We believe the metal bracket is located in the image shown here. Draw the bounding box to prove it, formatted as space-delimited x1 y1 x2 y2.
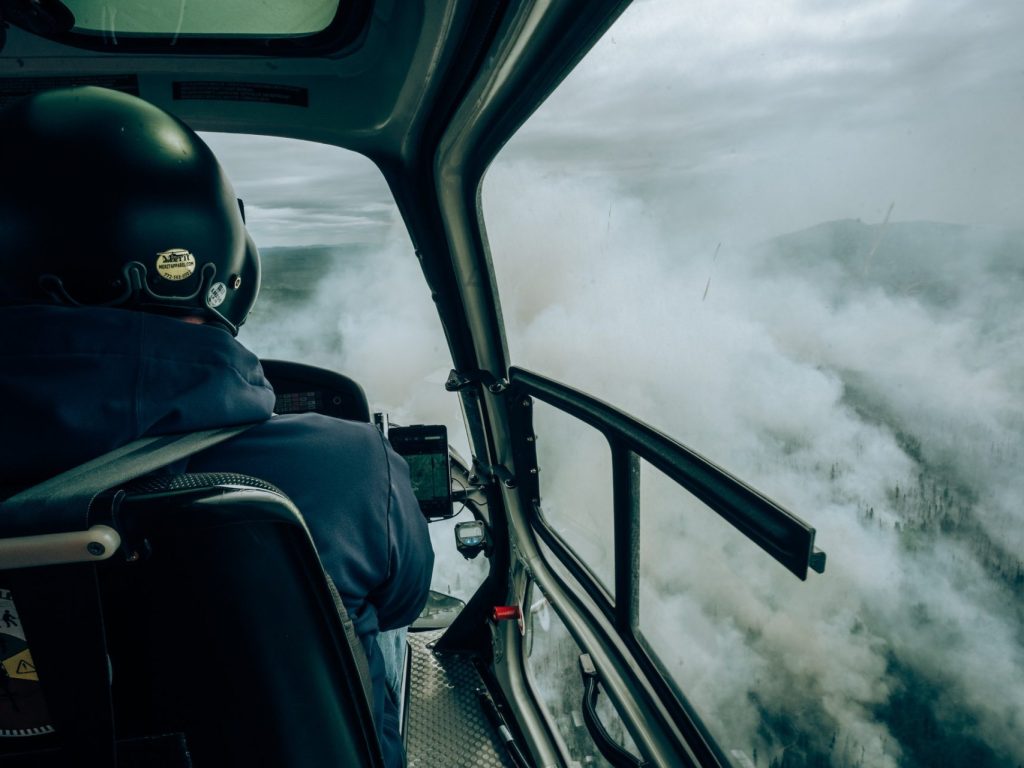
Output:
504 391 541 504
579 652 597 678
809 548 827 574
472 458 517 489
445 368 509 394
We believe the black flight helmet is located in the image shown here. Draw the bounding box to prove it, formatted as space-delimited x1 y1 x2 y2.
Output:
0 86 259 334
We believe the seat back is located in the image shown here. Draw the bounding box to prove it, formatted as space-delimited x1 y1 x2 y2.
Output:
260 359 371 422
0 473 381 767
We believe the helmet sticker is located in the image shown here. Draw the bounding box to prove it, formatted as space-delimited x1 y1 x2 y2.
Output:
155 249 196 281
206 281 227 308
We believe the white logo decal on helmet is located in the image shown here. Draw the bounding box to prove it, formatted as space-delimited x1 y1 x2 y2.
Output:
155 249 196 281
206 281 228 308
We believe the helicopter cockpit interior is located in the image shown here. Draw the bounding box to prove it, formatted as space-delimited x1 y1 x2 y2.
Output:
3 1 1020 767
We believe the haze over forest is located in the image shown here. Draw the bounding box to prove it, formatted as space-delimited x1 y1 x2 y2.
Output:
496 216 1024 768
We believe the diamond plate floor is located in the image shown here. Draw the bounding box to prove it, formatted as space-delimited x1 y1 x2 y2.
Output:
405 630 514 768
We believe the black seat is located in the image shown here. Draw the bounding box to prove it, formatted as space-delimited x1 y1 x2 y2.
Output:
0 472 381 767
260 359 371 423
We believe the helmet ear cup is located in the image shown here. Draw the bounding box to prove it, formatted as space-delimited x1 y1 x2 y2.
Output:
0 86 260 334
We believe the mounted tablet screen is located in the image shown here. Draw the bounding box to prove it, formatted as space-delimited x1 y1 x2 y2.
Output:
388 425 453 521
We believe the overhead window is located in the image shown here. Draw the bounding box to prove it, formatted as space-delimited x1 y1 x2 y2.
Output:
65 0 340 37
8 0 371 54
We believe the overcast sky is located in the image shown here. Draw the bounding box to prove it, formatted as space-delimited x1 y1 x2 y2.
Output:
207 0 1023 251
202 132 395 249
493 0 1024 243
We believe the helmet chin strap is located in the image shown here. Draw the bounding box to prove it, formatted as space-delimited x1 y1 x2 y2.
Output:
37 261 240 336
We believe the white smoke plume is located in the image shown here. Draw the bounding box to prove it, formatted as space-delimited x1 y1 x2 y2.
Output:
481 159 1023 765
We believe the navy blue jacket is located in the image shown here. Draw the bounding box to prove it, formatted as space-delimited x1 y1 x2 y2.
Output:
0 304 433 767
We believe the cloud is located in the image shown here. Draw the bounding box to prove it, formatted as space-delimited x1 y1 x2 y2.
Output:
503 0 1024 241
202 132 395 247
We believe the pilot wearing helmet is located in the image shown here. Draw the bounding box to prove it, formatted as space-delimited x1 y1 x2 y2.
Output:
0 86 432 767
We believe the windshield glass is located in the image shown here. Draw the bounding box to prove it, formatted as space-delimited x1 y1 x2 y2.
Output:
483 2 1022 766
206 134 482 600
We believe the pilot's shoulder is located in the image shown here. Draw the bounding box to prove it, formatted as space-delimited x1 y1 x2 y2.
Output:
251 412 387 464
197 413 393 501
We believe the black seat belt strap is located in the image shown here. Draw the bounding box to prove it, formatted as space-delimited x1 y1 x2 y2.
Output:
324 575 373 706
1 425 260 538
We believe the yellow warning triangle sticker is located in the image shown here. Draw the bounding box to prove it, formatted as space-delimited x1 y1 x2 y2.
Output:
3 649 39 682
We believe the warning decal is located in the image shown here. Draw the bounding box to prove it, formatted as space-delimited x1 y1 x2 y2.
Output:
0 589 54 738
206 281 227 308
172 81 309 107
4 650 38 682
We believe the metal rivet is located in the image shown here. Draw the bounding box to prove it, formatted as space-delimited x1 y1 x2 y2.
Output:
87 542 106 557
229 274 242 289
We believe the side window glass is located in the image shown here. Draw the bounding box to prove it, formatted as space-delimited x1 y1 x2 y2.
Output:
532 401 615 598
523 581 640 766
637 460 817 762
486 1 1023 765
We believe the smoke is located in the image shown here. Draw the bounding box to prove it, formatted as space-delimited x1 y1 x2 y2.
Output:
482 156 1023 764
